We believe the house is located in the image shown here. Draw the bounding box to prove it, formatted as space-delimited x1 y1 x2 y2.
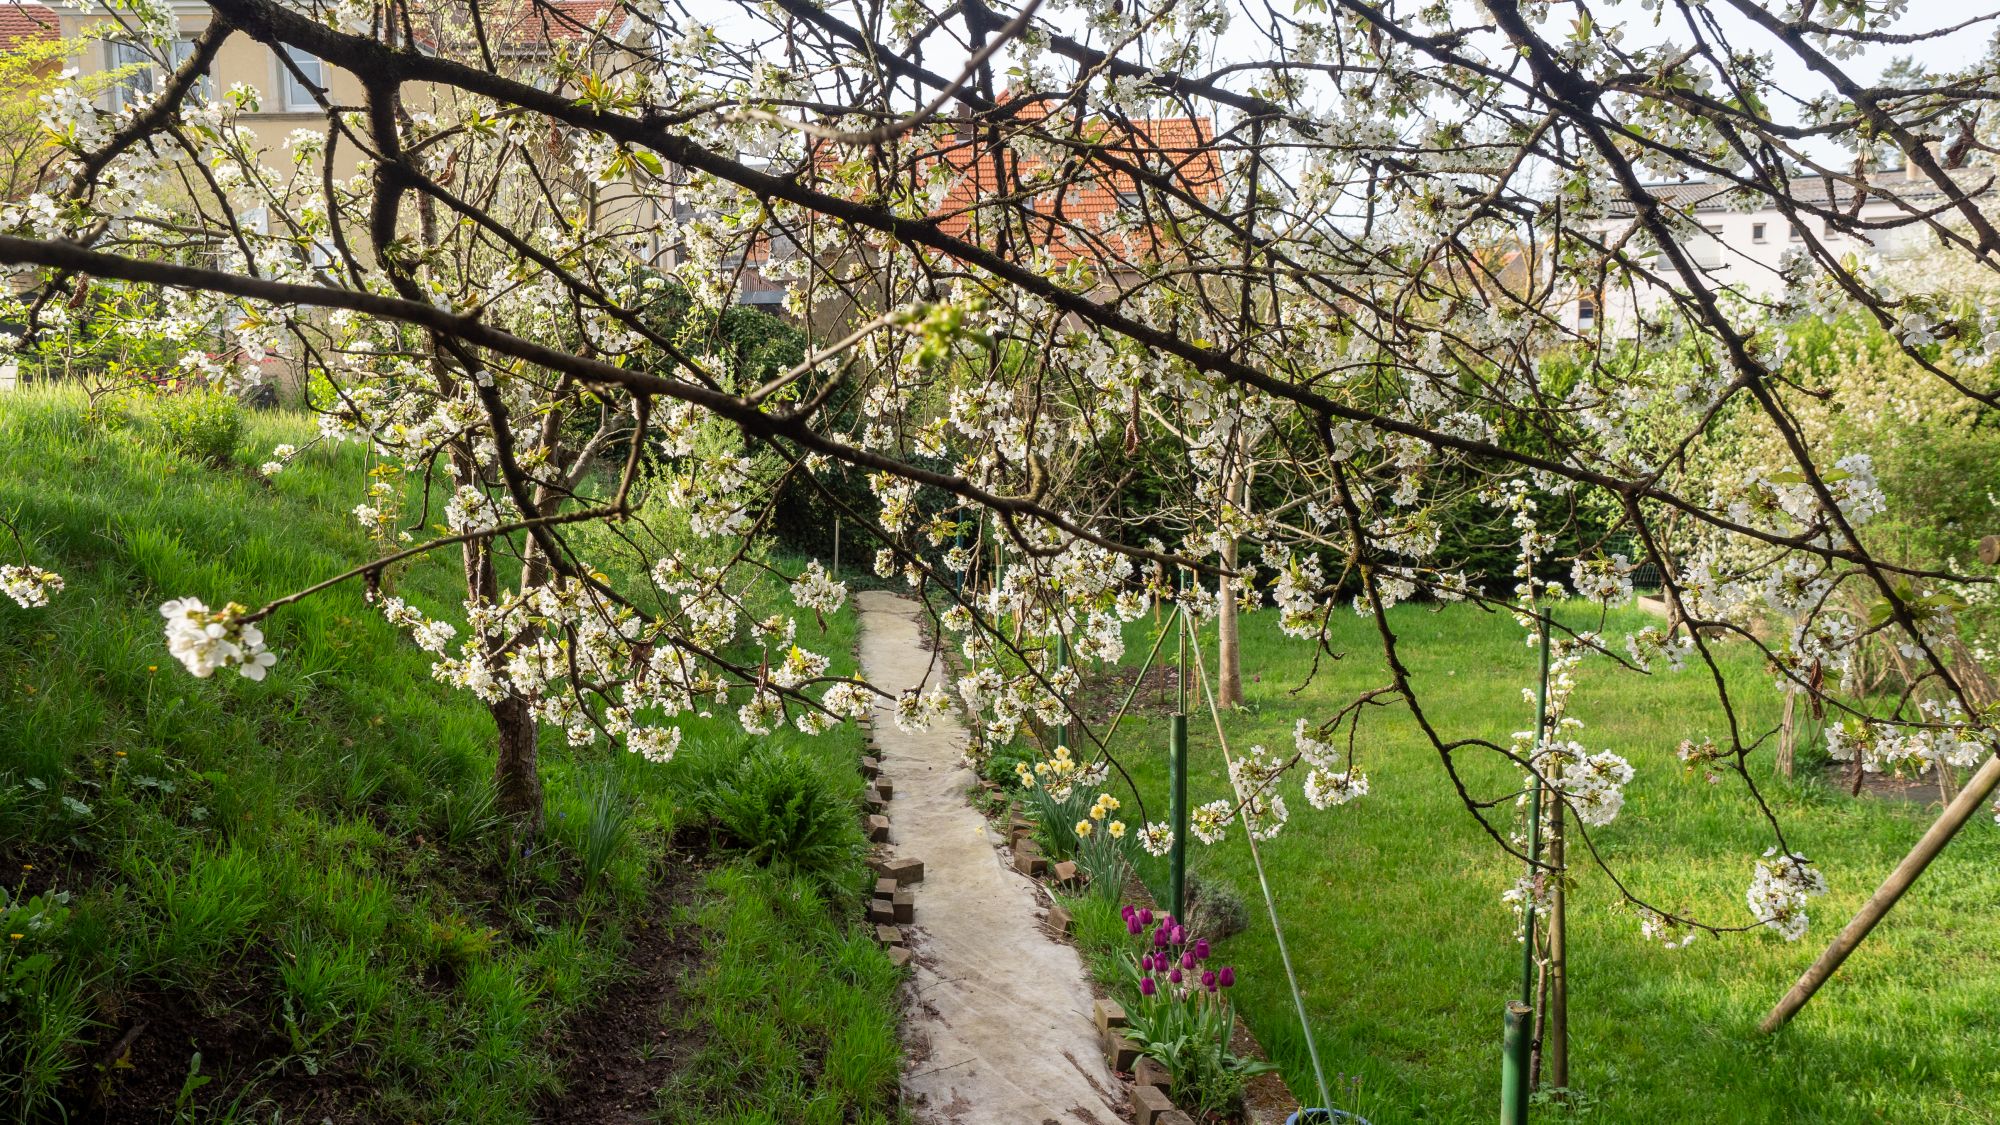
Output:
2 1 62 204
1574 166 1984 335
758 97 1226 326
49 0 629 182
1576 165 1984 332
914 101 1227 268
0 0 56 50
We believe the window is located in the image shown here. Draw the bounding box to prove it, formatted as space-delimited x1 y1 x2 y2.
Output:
107 38 215 110
1789 222 1806 242
278 45 326 111
1752 222 1767 243
107 38 209 111
106 40 153 112
1689 225 1724 270
1577 297 1597 328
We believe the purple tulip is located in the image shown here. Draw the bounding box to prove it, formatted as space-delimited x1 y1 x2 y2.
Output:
1194 939 1210 960
1218 966 1236 989
1122 904 1136 920
1169 968 1183 984
1170 925 1187 945
1139 976 1157 997
1143 952 1158 972
1126 916 1143 935
1201 969 1218 991
1181 950 1196 970
1139 908 1153 927
1153 927 1169 948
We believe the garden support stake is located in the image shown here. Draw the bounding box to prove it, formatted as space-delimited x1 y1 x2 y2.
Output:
1169 711 1188 922
1761 751 2000 1032
1501 1001 1532 1125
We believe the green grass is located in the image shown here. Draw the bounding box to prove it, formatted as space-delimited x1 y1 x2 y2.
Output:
1084 603 2000 1124
660 864 904 1125
0 387 902 1122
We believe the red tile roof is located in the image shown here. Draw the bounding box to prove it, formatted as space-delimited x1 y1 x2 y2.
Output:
0 1 57 49
489 0 619 47
815 95 1226 266
412 0 624 55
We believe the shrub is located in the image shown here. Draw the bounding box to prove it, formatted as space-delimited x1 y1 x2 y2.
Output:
706 744 865 890
1183 870 1249 942
980 743 1035 788
150 385 243 465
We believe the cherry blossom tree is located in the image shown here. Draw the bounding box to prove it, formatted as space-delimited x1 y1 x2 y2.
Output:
5 0 2000 960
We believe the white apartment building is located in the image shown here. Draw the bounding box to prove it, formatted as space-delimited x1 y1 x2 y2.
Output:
1577 166 1977 335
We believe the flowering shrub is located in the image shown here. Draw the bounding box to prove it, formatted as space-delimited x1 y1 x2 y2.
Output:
1118 904 1273 1119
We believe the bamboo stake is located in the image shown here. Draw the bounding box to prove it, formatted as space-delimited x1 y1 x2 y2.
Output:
1760 752 2000 1032
1777 691 1796 781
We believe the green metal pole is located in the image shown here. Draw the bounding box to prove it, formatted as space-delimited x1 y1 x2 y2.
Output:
1501 1001 1532 1125
1169 712 1188 921
1176 569 1189 715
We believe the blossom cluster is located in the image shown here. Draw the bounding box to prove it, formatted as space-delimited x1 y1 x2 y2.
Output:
159 598 277 681
1745 849 1830 942
1073 791 1126 840
0 565 63 609
1014 743 1108 802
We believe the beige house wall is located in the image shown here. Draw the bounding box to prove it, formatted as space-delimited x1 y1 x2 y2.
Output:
41 5 679 399
57 3 371 182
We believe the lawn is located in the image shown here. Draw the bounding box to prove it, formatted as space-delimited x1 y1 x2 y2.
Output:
1087 602 2000 1124
0 387 901 1123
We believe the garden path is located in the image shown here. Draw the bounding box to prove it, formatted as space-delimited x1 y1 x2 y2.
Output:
855 591 1126 1125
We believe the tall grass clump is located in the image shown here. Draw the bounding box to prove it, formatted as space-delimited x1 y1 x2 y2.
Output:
695 740 867 894
146 385 244 465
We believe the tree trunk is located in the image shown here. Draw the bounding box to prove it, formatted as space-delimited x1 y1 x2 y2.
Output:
461 519 543 843
490 692 543 842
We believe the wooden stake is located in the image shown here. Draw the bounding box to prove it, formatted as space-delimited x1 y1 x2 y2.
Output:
1777 691 1796 780
1761 752 2000 1032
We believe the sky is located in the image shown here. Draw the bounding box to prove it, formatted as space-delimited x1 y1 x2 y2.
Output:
707 0 1997 101
707 0 1998 168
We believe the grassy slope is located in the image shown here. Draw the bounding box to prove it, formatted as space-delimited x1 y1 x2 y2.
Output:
0 388 900 1123
1092 603 2000 1124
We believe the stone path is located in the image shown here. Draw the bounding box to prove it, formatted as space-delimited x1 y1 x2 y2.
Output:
854 591 1125 1125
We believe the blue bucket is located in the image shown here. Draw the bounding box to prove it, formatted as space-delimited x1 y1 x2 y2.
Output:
1285 1112 1368 1125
